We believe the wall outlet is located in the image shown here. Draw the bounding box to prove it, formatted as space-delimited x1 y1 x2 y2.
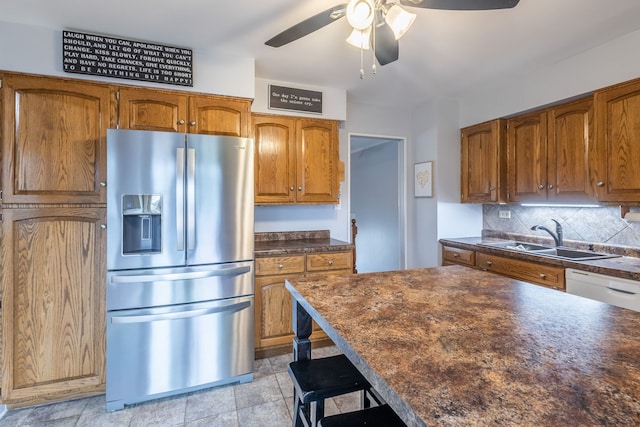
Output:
499 210 511 219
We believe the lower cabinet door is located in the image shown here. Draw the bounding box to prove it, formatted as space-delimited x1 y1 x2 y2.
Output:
0 208 106 406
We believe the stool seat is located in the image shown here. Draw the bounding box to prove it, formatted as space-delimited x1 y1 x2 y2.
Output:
289 354 372 427
289 354 370 403
318 404 407 427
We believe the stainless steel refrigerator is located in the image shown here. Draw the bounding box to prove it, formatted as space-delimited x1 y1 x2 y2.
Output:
105 129 254 412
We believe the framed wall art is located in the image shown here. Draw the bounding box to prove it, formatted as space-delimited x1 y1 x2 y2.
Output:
414 161 433 197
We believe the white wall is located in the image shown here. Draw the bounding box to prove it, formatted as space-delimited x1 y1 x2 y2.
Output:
0 20 255 98
409 99 482 268
460 28 640 126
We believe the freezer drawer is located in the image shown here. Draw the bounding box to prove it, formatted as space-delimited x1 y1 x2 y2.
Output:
107 261 254 311
106 295 254 411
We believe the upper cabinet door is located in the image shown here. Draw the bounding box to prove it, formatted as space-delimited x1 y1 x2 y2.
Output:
116 87 187 132
252 115 297 204
547 98 594 202
188 96 250 137
593 80 640 202
1 74 110 204
296 119 339 204
507 111 547 203
460 119 505 203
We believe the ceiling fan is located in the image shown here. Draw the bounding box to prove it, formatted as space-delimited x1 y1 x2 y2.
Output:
266 0 520 76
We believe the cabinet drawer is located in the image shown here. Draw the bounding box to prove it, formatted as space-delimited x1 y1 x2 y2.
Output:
306 252 353 272
476 253 565 290
442 246 475 267
255 255 305 276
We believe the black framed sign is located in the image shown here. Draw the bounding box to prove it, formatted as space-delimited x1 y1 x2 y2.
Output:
62 30 193 86
268 84 323 114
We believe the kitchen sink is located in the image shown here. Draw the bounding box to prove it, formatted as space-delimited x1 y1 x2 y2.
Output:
479 241 554 252
479 241 620 261
535 247 620 261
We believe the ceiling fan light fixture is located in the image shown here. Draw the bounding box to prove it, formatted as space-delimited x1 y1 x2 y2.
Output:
346 0 375 30
385 4 416 39
346 27 372 49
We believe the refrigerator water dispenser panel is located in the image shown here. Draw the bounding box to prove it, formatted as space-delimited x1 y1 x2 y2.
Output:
122 194 162 255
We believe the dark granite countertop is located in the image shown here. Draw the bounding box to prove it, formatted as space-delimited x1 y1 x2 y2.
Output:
440 236 640 281
286 266 640 427
255 230 353 257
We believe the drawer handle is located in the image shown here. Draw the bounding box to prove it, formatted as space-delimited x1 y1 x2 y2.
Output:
539 273 546 279
328 260 334 266
453 253 460 257
278 264 284 270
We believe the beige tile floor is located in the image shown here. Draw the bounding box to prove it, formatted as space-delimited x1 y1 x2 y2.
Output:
0 346 362 427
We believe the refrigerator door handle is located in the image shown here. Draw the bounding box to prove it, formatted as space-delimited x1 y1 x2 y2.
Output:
176 147 185 251
110 300 251 324
110 265 251 283
187 147 196 251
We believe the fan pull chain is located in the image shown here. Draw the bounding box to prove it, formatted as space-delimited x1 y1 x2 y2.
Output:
360 46 365 79
371 22 376 75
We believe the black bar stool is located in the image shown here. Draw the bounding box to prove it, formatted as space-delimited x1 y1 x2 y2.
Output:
318 404 407 427
288 354 372 427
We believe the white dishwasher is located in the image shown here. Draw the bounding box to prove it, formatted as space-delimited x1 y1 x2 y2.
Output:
566 268 640 312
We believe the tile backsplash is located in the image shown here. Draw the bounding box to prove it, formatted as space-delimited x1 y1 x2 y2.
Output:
483 205 640 249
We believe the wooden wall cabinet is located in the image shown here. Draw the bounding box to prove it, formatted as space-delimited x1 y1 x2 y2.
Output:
506 98 593 203
592 79 640 202
1 73 110 205
252 114 340 205
115 86 251 137
460 119 506 203
0 208 106 406
254 251 352 357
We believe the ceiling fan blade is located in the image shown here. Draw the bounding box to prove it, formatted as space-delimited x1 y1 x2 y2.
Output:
265 4 348 47
399 0 519 10
374 24 399 66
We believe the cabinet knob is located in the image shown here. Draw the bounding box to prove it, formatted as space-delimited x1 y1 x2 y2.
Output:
489 186 495 191
99 181 107 187
539 273 547 279
538 184 545 190
189 121 196 126
100 224 107 229
597 181 605 187
278 264 284 270
298 187 302 191
486 261 493 266
453 253 460 258
547 184 553 190
290 187 295 191
178 119 185 125
328 260 334 266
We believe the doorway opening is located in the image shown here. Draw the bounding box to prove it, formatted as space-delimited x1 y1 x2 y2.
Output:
349 134 406 273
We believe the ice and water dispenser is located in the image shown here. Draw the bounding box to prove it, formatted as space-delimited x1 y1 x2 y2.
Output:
122 195 162 255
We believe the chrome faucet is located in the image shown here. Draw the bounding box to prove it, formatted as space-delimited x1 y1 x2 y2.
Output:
531 219 563 247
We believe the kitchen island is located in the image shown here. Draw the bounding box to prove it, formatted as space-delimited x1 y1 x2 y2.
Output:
285 265 640 426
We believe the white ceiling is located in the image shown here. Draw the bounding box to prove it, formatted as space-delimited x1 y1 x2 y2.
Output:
3 0 640 107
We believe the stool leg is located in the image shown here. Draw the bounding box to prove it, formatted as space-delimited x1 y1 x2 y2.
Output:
313 399 325 427
292 389 305 427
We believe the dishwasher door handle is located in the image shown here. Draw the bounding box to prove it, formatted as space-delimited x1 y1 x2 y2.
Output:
111 300 251 324
110 265 251 283
607 287 636 296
